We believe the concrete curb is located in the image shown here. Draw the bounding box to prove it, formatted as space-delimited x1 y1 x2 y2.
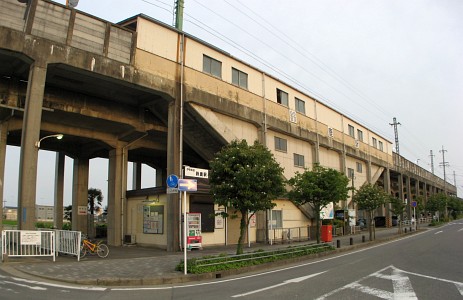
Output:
1 229 424 287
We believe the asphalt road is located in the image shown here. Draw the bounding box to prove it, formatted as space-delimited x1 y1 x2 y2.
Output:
1 222 462 299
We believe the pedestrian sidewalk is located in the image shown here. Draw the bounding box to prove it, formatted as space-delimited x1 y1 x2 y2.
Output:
0 225 425 287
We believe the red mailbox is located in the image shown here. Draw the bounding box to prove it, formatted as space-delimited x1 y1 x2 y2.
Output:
321 225 332 242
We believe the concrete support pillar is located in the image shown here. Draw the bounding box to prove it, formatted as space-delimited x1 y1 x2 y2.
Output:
18 63 47 230
0 123 7 232
312 142 320 165
72 157 89 233
167 98 181 252
367 161 372 183
132 162 142 190
383 168 392 226
107 147 125 246
53 152 65 229
406 176 412 218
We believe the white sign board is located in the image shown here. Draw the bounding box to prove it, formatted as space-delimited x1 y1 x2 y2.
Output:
348 209 356 226
184 166 209 179
78 206 87 215
320 202 334 220
21 231 41 246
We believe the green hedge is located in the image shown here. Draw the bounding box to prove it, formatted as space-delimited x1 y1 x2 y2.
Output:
176 244 334 274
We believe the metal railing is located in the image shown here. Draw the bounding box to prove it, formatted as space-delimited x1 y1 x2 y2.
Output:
263 226 315 244
2 230 55 262
3 229 82 262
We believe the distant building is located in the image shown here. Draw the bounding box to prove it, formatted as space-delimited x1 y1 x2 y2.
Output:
3 205 55 222
36 205 54 222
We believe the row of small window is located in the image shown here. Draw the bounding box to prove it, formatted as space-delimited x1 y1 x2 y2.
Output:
348 125 383 151
275 137 305 167
276 136 364 173
203 55 248 89
203 55 307 114
348 162 363 178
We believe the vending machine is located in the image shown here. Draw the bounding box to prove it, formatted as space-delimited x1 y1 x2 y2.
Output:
186 213 202 250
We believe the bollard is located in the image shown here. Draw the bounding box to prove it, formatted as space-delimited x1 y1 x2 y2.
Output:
337 239 341 248
404 228 407 233
362 235 365 243
350 237 353 245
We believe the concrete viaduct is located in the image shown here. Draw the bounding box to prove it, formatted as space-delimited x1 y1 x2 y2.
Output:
0 0 455 251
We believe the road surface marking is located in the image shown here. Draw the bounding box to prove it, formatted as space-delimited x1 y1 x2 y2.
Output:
11 277 106 291
3 280 47 290
231 271 326 297
435 231 443 234
391 267 417 299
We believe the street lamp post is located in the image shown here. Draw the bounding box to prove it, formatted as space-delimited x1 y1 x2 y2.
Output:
35 134 63 148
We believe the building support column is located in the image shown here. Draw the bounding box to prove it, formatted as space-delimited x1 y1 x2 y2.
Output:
72 157 89 233
166 97 181 252
0 123 7 232
383 168 392 226
108 147 124 246
53 152 65 229
405 176 412 219
18 63 47 230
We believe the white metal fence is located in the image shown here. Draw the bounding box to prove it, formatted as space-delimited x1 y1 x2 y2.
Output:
2 229 82 262
2 230 55 262
54 229 82 261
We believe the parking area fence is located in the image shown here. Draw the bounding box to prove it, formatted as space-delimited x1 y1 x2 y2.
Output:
2 230 55 262
2 229 82 262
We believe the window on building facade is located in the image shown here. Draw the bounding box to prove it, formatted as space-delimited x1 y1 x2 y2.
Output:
357 129 363 142
295 97 305 114
379 141 383 151
348 125 355 138
356 162 362 173
203 55 222 78
274 136 287 152
294 153 305 167
372 137 377 148
270 210 283 228
276 89 288 106
348 168 355 179
232 67 248 89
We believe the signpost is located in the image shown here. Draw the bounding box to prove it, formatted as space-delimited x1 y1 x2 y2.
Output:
179 178 197 274
166 174 179 194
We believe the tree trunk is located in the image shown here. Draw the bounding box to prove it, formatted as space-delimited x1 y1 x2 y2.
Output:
236 210 247 255
315 211 321 244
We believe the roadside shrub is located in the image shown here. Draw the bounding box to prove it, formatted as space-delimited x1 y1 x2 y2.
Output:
176 244 335 274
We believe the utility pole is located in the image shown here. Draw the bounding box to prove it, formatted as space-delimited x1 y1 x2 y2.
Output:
174 0 184 31
439 146 449 219
439 146 449 193
429 150 435 174
389 117 401 155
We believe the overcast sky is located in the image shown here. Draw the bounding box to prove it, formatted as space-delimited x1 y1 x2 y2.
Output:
4 0 462 207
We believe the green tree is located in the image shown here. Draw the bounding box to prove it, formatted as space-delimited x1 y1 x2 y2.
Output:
448 196 463 220
426 193 447 221
88 188 103 216
353 184 387 241
64 205 72 222
388 195 405 233
209 140 285 255
287 164 350 244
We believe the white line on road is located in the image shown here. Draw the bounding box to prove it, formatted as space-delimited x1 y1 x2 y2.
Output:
458 228 463 232
113 230 431 291
11 277 107 291
231 271 326 298
435 231 443 234
4 280 47 290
